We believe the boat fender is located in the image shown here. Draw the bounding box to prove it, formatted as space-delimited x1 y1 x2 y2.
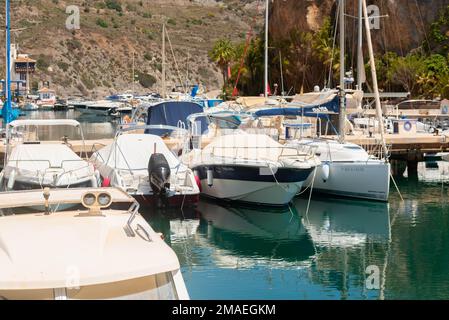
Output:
207 168 214 187
0 172 3 187
194 175 202 192
322 163 330 183
7 170 16 190
90 176 98 188
102 177 111 187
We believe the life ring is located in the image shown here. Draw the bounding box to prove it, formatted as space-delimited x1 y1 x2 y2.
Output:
404 121 412 132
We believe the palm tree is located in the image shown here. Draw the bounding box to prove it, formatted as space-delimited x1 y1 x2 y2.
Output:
210 38 235 85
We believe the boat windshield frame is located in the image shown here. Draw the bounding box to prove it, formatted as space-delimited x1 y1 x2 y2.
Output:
4 120 87 167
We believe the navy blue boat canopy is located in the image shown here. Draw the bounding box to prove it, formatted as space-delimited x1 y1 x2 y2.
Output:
254 95 340 119
145 101 208 136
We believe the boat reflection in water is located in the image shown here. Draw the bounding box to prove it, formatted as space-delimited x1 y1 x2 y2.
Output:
295 196 391 248
141 197 391 299
196 200 315 268
295 196 391 299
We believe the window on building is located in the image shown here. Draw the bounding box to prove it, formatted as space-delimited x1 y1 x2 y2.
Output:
20 73 26 81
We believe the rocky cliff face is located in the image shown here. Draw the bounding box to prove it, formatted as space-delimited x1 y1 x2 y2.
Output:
271 0 449 54
269 0 449 91
2 0 261 98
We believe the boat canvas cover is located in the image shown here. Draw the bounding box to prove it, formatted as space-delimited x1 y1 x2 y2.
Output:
94 134 186 173
146 101 207 136
254 95 340 119
3 144 94 186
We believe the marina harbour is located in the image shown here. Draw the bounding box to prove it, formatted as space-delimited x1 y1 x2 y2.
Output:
3 0 449 303
3 111 449 300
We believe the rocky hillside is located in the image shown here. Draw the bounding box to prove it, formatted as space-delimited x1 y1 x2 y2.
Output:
2 0 262 98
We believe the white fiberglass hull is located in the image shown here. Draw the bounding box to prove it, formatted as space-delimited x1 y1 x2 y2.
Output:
307 161 391 202
194 165 314 206
199 179 305 206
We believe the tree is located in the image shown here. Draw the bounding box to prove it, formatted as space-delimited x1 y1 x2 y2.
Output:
210 39 235 86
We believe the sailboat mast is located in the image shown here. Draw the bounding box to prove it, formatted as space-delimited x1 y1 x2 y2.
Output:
5 0 12 115
339 0 346 143
357 0 363 90
362 0 388 158
162 23 166 99
264 0 269 98
132 50 135 94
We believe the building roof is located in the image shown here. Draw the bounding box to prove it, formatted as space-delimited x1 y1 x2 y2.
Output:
38 87 56 93
14 56 36 63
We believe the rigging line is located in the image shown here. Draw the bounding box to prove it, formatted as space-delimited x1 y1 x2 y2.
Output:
327 0 340 88
350 1 356 73
379 0 390 91
165 27 187 93
414 0 431 51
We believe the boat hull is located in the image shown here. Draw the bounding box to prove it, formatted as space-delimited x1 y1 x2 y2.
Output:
194 165 314 206
74 105 115 115
133 194 199 208
306 161 391 202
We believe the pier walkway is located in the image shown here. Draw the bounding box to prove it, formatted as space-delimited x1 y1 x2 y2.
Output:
1 133 447 174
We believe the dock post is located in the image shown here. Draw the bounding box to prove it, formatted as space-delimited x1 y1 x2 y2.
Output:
407 160 419 177
391 159 407 177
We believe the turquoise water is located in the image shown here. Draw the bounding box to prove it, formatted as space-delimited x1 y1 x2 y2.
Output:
11 111 449 300
142 170 449 300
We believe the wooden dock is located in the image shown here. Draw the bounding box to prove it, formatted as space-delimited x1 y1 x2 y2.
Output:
1 133 448 173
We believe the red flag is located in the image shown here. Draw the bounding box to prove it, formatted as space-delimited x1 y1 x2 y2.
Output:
266 84 271 96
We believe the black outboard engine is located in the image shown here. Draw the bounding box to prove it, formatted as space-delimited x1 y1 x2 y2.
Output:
148 153 171 207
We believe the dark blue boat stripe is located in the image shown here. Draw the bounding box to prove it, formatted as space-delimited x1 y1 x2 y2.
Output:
194 165 313 183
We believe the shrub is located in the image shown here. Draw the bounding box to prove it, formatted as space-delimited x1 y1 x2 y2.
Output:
105 0 122 12
96 18 108 28
137 71 157 88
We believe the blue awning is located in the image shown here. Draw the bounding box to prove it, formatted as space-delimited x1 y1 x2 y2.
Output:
146 101 208 136
254 96 340 119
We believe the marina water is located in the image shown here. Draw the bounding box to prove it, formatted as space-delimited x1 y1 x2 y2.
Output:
16 110 449 300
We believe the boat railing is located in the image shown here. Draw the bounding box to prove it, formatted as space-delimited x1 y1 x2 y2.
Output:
203 145 317 165
124 201 142 238
361 140 392 161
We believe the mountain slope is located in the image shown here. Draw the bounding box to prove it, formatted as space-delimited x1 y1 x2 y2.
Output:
3 0 261 98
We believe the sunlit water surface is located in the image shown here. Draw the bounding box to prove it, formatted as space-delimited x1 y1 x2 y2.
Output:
7 111 449 300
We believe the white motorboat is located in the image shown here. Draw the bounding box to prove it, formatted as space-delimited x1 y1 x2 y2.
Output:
184 129 320 207
287 139 391 202
21 102 39 111
0 187 189 300
0 120 98 190
91 125 200 207
249 99 391 202
76 100 124 116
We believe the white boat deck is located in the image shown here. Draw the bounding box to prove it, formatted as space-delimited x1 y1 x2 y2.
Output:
0 188 133 209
